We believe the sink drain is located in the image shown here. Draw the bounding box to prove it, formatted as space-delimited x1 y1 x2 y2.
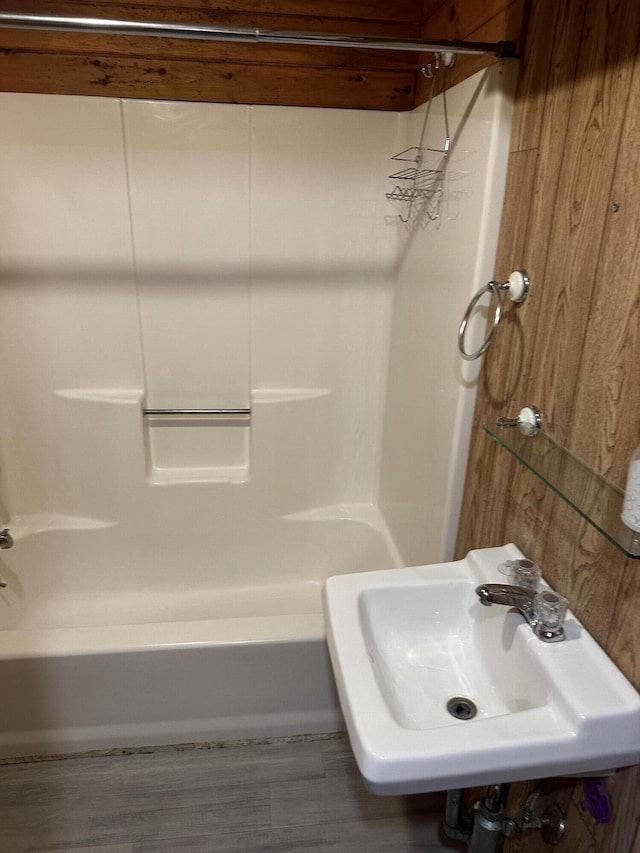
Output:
446 697 477 720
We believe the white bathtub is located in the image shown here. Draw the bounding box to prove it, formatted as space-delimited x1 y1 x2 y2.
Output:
0 512 400 759
0 617 342 760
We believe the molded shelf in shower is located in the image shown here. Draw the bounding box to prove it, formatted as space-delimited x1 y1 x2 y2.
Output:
484 423 640 559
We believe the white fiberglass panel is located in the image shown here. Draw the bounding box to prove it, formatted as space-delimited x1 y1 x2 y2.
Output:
0 93 143 517
250 106 398 505
379 64 518 564
0 71 516 631
122 101 251 413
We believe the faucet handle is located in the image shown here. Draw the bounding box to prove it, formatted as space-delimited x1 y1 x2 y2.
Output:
512 559 541 591
534 590 568 642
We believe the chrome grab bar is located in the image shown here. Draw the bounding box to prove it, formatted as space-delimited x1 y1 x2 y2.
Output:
143 408 251 426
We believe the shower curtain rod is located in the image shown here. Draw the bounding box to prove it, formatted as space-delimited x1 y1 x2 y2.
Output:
0 13 517 58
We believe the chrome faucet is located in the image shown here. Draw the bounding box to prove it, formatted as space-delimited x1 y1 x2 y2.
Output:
476 583 535 621
0 528 11 588
476 583 567 642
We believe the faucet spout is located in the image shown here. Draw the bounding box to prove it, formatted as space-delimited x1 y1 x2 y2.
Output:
475 583 536 625
475 582 567 642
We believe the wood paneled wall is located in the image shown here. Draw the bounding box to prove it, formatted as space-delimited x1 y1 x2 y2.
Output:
0 0 523 109
456 0 640 849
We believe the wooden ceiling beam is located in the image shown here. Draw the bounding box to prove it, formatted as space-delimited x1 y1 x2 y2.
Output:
0 1 525 109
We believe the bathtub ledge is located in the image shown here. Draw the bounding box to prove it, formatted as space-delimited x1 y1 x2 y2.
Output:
0 612 326 658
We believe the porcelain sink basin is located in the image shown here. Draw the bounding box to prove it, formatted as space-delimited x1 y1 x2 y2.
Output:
323 544 640 794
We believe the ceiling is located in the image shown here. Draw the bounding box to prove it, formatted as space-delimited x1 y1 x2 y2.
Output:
0 1 526 109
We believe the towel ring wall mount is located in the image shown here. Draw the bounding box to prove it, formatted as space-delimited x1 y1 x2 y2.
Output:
458 269 530 361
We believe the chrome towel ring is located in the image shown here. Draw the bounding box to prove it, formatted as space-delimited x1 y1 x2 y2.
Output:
458 269 529 360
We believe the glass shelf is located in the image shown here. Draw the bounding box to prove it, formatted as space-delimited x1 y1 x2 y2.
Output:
484 423 640 559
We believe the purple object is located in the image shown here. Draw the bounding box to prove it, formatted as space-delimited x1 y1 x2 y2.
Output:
583 779 612 824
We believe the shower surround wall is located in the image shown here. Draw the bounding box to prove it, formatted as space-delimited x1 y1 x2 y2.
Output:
0 65 515 756
0 96 398 629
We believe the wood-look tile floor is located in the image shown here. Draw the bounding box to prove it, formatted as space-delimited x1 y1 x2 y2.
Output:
0 734 465 852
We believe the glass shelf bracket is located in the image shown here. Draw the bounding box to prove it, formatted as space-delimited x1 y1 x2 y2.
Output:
484 422 640 559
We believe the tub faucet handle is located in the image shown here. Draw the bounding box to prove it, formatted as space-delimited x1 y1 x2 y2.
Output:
0 528 13 549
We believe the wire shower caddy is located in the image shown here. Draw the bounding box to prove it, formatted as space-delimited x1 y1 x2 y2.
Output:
386 52 453 224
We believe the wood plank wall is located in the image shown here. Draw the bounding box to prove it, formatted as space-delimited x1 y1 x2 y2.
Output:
456 0 640 849
0 0 523 109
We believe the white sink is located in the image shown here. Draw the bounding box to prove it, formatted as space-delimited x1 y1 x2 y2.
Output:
323 544 640 794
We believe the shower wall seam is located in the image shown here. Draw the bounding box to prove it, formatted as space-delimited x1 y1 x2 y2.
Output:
371 107 406 513
118 98 149 407
248 105 254 433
